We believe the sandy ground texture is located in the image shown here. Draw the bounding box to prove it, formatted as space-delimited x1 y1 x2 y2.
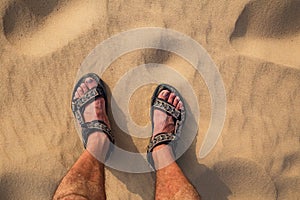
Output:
0 0 300 199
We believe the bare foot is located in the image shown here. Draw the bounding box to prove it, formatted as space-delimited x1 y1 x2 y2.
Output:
151 89 183 168
73 77 110 159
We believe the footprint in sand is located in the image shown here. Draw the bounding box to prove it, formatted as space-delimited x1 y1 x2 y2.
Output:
2 0 106 56
213 158 276 200
230 0 300 68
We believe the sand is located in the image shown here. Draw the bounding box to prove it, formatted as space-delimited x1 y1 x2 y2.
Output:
0 0 299 199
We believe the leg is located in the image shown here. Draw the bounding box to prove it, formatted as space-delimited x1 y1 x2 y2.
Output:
53 77 111 200
152 90 201 200
153 146 200 200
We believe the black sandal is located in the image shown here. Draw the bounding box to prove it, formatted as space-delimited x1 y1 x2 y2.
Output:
147 84 186 169
71 73 114 153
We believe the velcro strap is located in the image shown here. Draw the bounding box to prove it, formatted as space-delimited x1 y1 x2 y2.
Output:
82 120 114 148
147 132 177 153
153 98 181 120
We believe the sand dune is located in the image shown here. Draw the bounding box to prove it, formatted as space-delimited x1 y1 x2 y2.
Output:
231 0 300 68
0 0 299 200
3 0 106 56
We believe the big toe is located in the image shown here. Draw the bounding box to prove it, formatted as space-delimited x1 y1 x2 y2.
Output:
157 89 170 100
85 77 98 89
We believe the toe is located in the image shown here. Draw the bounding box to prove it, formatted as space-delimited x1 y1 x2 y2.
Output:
173 96 180 107
77 87 84 97
74 91 79 99
167 93 176 104
158 89 170 100
80 83 88 93
85 77 98 89
176 101 183 110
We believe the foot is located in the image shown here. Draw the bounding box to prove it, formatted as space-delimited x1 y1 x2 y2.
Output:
73 77 110 158
152 90 183 141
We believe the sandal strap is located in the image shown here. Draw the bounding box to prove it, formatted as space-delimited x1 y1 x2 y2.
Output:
81 120 114 148
147 132 177 153
74 88 100 109
72 87 105 125
152 98 181 120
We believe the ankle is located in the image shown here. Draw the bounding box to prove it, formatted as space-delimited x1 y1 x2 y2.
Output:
152 145 175 169
86 132 110 161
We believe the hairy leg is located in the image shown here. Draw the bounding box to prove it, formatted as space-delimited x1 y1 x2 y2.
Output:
152 90 201 200
153 146 200 200
53 77 110 200
53 145 106 200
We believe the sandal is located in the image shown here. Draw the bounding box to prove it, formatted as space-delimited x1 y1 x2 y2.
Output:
71 73 114 151
147 84 186 168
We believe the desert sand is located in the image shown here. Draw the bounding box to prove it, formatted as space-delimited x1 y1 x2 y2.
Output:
0 0 299 199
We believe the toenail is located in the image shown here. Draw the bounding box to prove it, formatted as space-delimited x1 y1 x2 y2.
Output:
179 102 183 108
168 94 173 100
86 78 93 83
163 91 169 97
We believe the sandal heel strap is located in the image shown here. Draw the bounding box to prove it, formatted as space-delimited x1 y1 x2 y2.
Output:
81 120 114 148
146 132 177 170
147 132 177 153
